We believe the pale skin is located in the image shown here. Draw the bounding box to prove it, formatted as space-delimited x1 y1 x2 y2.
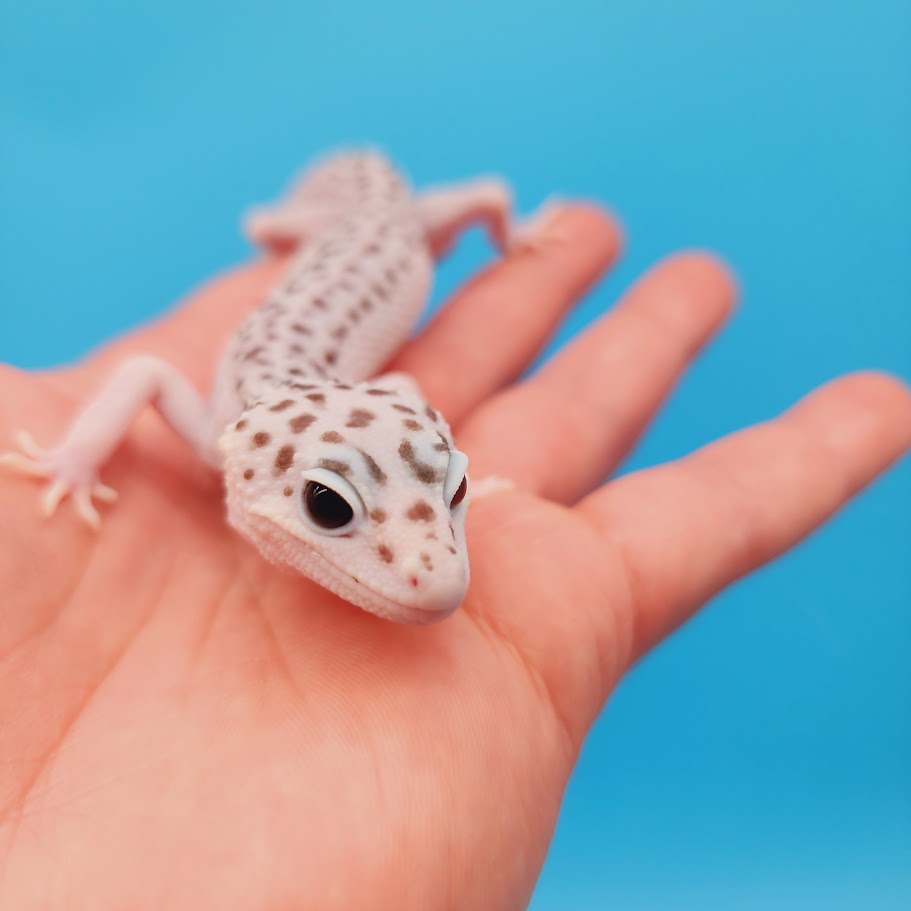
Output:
0 205 909 910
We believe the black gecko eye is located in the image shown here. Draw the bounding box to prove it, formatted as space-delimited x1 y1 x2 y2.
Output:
303 482 354 529
449 475 467 509
298 467 366 536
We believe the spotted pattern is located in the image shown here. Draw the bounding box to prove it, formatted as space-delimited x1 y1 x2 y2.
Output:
398 439 439 485
359 450 387 484
252 432 271 447
346 409 375 428
319 459 351 476
321 431 344 443
289 414 316 433
406 500 435 522
274 445 295 473
377 544 394 564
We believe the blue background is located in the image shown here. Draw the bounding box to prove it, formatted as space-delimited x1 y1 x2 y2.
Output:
2 1 909 906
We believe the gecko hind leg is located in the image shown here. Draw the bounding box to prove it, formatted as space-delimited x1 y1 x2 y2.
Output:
415 179 565 259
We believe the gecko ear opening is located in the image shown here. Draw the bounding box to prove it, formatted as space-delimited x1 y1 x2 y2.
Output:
298 468 366 536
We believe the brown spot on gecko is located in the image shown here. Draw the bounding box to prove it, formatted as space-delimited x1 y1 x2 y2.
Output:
420 553 433 571
291 323 311 334
243 468 254 480
283 486 293 496
399 440 439 484
366 388 393 396
447 546 457 555
331 325 349 341
321 431 344 443
406 500 435 522
319 459 351 476
402 419 423 432
370 508 387 524
252 432 271 447
274 445 295 473
426 531 438 541
268 400 294 412
372 283 388 301
346 409 375 428
235 419 248 431
377 544 394 564
306 393 326 405
289 343 304 355
243 346 264 362
366 243 381 254
425 405 439 423
312 297 328 310
358 450 387 485
289 414 316 433
392 404 416 415
433 441 449 453
360 297 373 312
324 350 337 366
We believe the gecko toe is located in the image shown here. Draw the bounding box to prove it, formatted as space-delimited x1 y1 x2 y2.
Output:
93 483 119 504
0 451 49 478
40 479 70 518
15 429 51 459
74 488 102 530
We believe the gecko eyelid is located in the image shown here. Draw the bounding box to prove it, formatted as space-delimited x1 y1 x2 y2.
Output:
299 467 366 536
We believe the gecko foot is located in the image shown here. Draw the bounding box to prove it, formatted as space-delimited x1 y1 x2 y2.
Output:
0 430 118 530
507 197 570 255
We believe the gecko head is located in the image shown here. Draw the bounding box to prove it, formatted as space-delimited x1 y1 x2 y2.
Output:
218 384 470 624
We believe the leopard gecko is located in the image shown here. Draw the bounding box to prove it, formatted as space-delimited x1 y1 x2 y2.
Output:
1 151 527 624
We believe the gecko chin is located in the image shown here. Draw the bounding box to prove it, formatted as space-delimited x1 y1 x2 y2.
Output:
235 507 467 625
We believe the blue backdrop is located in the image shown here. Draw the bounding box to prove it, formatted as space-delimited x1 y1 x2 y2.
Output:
2 1 909 907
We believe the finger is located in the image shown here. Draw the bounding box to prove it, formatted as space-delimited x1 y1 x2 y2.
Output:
577 372 911 663
461 253 735 502
389 203 622 423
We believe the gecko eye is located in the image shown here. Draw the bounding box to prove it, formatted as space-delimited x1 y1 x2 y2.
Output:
449 475 467 509
443 450 469 512
298 468 365 536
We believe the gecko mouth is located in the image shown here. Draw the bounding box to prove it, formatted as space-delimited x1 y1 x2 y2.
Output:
244 508 461 624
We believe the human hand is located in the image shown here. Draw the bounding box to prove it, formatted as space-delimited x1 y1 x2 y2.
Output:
1 206 909 910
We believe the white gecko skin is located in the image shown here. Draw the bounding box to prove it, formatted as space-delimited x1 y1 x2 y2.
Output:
1 150 527 624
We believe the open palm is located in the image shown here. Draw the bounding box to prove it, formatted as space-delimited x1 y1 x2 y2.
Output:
1 206 909 910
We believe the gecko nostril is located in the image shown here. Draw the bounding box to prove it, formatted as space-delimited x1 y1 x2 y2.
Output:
410 576 419 588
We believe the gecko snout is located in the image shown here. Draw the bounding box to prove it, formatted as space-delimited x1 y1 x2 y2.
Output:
397 552 466 616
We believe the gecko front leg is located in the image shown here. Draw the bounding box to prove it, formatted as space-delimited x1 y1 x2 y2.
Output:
0 355 215 528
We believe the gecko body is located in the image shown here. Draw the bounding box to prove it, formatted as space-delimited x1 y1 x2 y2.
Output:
2 151 521 623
